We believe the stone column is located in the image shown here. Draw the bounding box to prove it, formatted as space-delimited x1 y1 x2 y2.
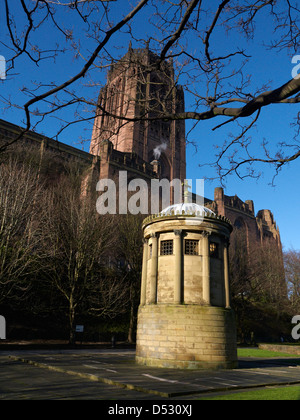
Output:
140 239 148 306
149 233 158 304
202 232 211 305
174 230 183 304
224 241 231 308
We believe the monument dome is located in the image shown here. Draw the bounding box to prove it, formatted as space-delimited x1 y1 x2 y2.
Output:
160 202 215 217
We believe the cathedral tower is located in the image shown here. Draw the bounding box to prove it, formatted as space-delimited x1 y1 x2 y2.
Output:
90 45 186 183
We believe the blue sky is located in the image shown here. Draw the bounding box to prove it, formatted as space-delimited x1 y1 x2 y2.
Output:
0 0 299 251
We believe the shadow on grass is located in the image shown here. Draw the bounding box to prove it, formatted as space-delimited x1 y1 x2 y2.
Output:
238 357 300 369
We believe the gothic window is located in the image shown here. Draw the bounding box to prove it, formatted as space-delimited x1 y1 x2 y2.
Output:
160 240 173 256
185 240 199 256
234 218 245 230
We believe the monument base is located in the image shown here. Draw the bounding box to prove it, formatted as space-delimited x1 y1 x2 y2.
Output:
135 304 238 370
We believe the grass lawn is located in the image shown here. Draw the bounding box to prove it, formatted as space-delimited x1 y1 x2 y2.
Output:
237 347 299 358
200 386 300 400
199 347 300 400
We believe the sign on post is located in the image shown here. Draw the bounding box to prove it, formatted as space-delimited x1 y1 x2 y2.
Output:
75 325 84 333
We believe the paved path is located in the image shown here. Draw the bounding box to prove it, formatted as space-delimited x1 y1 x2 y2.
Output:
0 353 157 400
1 349 300 400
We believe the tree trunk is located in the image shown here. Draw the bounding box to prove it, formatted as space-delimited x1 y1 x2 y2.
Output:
127 282 137 344
127 300 135 344
69 305 76 346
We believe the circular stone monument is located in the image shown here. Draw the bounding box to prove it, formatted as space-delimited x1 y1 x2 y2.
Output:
135 203 238 370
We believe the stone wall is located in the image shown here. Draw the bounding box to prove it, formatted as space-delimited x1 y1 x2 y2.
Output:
258 344 300 355
136 304 238 369
205 187 282 247
0 119 93 167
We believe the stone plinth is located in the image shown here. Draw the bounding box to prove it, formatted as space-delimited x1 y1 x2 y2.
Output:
136 305 237 370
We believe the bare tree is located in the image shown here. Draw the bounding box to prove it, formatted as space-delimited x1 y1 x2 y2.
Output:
116 214 144 343
2 1 300 180
249 238 287 318
284 249 300 314
42 174 121 344
86 271 130 326
230 226 288 340
0 159 45 303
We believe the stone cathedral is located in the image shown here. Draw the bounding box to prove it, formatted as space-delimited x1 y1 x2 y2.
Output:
0 46 282 246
